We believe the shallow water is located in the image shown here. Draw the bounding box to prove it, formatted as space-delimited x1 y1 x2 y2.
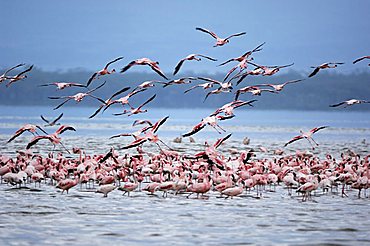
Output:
1 106 370 245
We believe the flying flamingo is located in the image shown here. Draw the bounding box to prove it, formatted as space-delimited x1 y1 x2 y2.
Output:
120 58 168 80
7 124 48 143
248 61 294 76
197 77 233 102
235 86 277 100
195 27 246 47
102 88 146 114
88 86 131 118
182 115 234 137
39 82 86 90
26 125 76 153
0 63 25 83
173 54 217 75
5 65 34 87
48 82 106 110
113 94 156 116
119 116 170 150
258 79 304 92
183 81 214 94
211 100 257 116
329 99 370 108
40 113 64 127
233 67 265 85
86 57 124 87
160 77 197 88
132 80 162 91
284 126 329 149
308 62 344 77
218 42 266 81
352 56 370 65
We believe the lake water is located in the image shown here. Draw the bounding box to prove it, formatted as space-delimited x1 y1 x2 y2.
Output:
0 105 370 245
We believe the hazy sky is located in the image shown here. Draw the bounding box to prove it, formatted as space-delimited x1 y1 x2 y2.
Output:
1 0 370 75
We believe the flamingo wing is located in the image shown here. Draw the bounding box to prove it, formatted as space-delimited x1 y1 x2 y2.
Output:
53 98 72 110
182 123 206 137
151 116 169 133
17 65 33 76
149 64 168 80
310 126 328 134
308 67 320 77
197 54 217 61
26 136 51 149
56 125 76 135
213 133 232 149
40 115 50 124
51 113 64 125
86 72 97 87
138 94 156 109
196 27 218 39
284 135 304 147
120 60 137 73
3 63 25 75
104 56 124 69
329 101 346 107
120 138 148 150
7 128 27 143
173 59 186 75
353 56 370 64
225 32 246 40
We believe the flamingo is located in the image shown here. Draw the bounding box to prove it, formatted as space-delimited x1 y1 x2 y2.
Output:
352 55 370 65
248 61 294 76
218 42 265 67
235 86 277 100
182 115 234 137
195 27 246 47
119 181 138 196
102 88 146 114
5 65 34 87
329 99 370 108
40 113 64 127
96 184 117 197
0 63 25 83
183 81 215 94
258 79 304 92
56 177 79 194
88 86 131 118
211 100 257 116
7 124 47 143
233 67 265 85
120 58 168 80
173 54 217 75
308 62 344 77
160 77 197 88
197 77 233 102
113 94 156 116
284 126 329 149
86 57 124 87
48 82 106 110
26 125 76 153
39 82 86 90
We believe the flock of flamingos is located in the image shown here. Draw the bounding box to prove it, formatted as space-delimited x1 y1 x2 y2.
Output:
0 27 369 201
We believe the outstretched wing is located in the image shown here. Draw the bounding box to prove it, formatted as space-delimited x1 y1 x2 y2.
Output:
3 63 25 75
182 123 206 137
26 136 51 149
120 60 137 73
184 85 199 94
308 67 320 77
225 32 246 40
56 125 76 135
310 126 328 134
196 27 218 39
329 101 346 107
86 72 97 87
7 128 27 143
109 133 133 139
213 133 232 149
218 58 235 67
173 59 186 76
138 94 156 109
17 65 33 76
104 56 124 69
197 54 217 61
151 116 169 133
353 56 370 64
284 135 304 147
40 115 50 124
51 113 64 125
53 98 72 110
89 104 104 119
120 138 148 150
150 65 168 80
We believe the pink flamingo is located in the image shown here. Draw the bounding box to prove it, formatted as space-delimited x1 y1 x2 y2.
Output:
86 57 124 87
284 126 329 149
39 82 86 90
120 58 168 80
308 62 344 77
329 99 370 108
5 65 33 87
7 124 47 143
173 54 217 75
48 82 106 110
0 63 25 83
113 94 156 116
196 27 246 47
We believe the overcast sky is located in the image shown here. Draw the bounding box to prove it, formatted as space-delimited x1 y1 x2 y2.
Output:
1 0 370 75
